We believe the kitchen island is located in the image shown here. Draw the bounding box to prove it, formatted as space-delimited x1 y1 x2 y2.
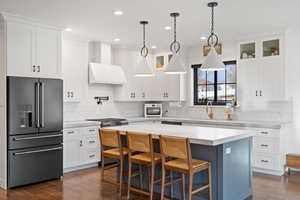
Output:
106 123 254 200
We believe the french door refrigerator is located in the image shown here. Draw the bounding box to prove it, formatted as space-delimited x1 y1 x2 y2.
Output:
7 76 63 188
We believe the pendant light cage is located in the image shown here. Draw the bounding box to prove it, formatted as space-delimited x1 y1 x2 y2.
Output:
140 21 149 57
207 2 219 48
170 12 181 53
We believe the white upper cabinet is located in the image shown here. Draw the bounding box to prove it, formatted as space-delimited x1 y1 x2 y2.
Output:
35 27 61 78
6 21 35 77
62 40 86 103
113 49 186 102
237 35 285 103
5 15 62 79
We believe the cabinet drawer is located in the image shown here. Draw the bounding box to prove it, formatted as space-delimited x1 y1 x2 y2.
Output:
82 148 100 164
256 129 279 138
84 136 99 149
63 129 80 139
253 137 280 154
83 127 99 136
253 153 281 170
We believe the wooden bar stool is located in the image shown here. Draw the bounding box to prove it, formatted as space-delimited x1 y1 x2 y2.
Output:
127 132 161 200
99 129 128 196
160 136 212 200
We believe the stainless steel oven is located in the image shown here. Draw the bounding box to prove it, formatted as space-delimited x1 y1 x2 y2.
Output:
144 104 162 118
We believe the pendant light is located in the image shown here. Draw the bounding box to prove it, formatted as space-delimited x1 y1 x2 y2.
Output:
201 2 225 71
135 21 154 77
164 12 186 74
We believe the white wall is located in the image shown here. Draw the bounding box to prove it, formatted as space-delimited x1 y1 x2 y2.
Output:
62 38 143 122
285 27 300 154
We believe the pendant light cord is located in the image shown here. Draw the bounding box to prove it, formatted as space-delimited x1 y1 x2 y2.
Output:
211 5 214 35
207 2 219 47
170 12 181 54
140 21 149 58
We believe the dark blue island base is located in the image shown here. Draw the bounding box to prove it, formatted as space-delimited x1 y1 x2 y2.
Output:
121 137 252 200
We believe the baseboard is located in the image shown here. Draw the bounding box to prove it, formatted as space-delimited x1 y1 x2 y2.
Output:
63 162 99 174
0 177 6 189
253 167 284 176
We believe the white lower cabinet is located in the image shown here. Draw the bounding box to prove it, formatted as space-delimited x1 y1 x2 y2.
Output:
252 128 285 175
63 126 100 172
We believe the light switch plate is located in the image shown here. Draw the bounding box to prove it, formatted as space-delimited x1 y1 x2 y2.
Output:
225 147 231 154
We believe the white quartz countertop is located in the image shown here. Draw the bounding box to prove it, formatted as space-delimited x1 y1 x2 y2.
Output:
64 121 100 129
104 123 254 146
127 117 286 129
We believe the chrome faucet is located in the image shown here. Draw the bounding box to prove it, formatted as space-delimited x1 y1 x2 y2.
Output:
205 101 213 120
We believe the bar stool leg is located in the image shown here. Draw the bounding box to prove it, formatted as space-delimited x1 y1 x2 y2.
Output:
208 164 212 200
119 159 124 196
127 159 132 200
101 154 105 181
139 164 143 189
188 173 193 200
150 164 155 200
160 166 166 200
181 174 185 200
170 171 173 199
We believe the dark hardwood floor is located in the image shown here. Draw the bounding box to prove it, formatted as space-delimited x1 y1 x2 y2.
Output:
0 167 299 200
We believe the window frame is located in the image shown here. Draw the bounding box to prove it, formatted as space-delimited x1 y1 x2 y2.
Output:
192 60 237 106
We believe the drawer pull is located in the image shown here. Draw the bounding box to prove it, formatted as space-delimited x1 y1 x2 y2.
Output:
67 131 74 134
89 129 96 132
260 144 269 147
89 154 95 158
89 140 95 144
13 134 62 141
13 147 63 156
261 160 269 163
261 131 269 135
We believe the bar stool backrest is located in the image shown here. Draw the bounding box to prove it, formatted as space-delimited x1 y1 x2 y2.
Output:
127 132 152 153
160 136 191 160
100 129 121 148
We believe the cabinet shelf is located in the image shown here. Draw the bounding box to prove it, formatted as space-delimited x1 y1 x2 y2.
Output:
240 43 255 59
263 39 280 57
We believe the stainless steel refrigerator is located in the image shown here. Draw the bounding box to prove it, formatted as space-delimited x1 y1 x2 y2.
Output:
7 76 63 188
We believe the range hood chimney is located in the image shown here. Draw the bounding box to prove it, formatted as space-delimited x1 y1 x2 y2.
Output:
88 41 127 85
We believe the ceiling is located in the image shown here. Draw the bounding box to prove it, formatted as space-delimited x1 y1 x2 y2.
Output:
0 0 299 50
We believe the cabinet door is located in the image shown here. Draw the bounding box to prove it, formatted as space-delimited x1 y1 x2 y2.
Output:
36 28 61 78
63 129 81 169
260 56 284 101
237 59 260 103
6 21 35 77
166 74 181 101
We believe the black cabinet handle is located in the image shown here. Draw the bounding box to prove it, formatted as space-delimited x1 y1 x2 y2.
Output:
261 131 268 135
71 92 74 98
67 92 70 98
33 65 36 72
256 90 258 96
37 66 40 72
260 144 269 147
260 90 262 96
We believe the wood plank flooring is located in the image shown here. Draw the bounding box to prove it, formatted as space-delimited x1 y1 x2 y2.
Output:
0 167 299 200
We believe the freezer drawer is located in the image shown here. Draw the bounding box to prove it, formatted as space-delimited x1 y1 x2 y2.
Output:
8 132 63 150
8 144 63 188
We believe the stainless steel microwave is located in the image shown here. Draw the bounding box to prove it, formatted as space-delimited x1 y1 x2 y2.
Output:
144 104 162 118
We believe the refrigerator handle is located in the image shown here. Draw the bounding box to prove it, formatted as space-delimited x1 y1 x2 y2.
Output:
35 82 40 128
40 82 45 128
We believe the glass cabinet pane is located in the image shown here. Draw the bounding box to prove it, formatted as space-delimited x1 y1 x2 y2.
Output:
263 39 280 57
240 43 255 59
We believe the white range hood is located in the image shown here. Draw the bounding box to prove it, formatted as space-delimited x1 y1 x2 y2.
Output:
88 42 127 85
